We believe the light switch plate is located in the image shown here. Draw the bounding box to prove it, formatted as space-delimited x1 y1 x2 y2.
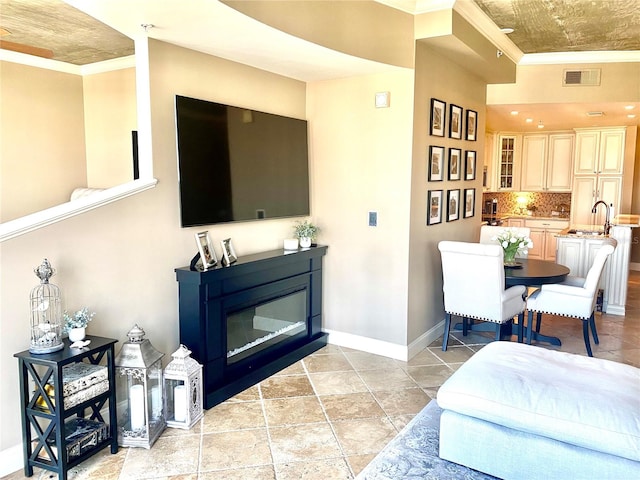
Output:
375 91 390 108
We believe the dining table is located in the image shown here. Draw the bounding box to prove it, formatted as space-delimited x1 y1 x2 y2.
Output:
454 258 571 346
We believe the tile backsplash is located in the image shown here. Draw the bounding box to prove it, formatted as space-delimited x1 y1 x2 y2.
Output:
482 192 572 217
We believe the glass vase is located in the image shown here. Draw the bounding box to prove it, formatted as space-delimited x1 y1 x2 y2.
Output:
503 248 518 266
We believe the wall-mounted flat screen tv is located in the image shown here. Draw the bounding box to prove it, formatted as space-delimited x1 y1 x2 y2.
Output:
175 95 310 227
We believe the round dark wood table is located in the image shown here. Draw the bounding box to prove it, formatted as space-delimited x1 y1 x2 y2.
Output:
504 258 570 287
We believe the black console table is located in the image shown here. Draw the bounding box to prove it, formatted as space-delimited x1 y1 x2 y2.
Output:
14 336 118 480
175 246 328 408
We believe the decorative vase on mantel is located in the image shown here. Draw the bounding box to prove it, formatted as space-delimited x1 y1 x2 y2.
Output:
299 237 312 248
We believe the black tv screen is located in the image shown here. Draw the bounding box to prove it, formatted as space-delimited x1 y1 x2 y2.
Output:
175 95 310 227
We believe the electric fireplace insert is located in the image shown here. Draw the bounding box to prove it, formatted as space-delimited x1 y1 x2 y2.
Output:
175 246 327 408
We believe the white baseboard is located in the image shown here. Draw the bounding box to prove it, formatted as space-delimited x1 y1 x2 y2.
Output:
324 320 445 362
0 443 23 477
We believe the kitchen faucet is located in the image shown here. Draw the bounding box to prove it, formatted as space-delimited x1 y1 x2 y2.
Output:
591 200 611 235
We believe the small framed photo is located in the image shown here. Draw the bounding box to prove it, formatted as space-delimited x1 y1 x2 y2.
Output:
195 231 217 269
449 104 462 139
448 148 462 181
428 145 445 181
427 190 443 225
430 98 446 137
465 150 477 180
466 109 477 141
447 189 460 222
220 238 238 266
464 188 475 218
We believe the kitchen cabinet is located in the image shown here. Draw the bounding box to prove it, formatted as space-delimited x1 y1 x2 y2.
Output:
496 134 521 191
483 132 496 191
520 133 574 192
571 127 625 225
505 218 524 228
574 128 625 175
571 176 622 225
524 218 569 261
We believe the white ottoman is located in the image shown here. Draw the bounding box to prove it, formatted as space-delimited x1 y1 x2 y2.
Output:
437 342 640 480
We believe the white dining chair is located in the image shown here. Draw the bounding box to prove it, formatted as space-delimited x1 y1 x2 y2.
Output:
525 238 617 356
438 241 527 351
479 225 531 258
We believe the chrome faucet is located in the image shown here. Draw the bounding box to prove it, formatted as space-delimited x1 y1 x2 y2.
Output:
591 201 611 235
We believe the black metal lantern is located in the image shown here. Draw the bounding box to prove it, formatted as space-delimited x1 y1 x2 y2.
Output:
114 325 165 448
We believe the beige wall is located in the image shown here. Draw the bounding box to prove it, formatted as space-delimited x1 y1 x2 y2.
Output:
0 39 307 452
83 68 138 188
487 63 640 104
407 43 486 345
0 62 87 222
307 69 414 346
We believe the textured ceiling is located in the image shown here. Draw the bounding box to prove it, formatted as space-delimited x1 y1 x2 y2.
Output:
0 0 133 65
473 0 640 54
1 0 639 65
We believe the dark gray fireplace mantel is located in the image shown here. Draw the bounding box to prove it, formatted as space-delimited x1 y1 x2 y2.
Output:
175 246 328 408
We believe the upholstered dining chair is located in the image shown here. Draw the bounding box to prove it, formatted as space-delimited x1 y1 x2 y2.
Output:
525 238 617 357
479 225 531 257
438 241 527 351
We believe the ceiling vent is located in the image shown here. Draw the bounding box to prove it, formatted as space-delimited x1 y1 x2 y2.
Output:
563 68 601 86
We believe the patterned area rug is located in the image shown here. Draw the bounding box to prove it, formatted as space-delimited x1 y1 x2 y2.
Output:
357 400 499 480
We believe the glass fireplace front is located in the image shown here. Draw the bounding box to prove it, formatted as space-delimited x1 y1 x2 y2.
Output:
226 289 307 365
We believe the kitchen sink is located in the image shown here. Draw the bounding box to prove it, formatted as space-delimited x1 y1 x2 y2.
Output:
567 229 604 236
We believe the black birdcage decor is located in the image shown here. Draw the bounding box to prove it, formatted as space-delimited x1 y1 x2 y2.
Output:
29 259 64 354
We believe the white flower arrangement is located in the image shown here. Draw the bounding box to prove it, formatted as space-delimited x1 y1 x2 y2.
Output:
492 228 533 260
63 307 95 332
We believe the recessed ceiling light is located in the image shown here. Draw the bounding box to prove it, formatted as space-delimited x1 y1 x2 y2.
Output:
500 28 514 34
510 111 519 115
525 118 533 123
624 105 635 110
628 114 637 118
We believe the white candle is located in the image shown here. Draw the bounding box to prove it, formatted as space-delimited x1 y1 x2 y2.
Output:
129 384 145 430
173 385 187 422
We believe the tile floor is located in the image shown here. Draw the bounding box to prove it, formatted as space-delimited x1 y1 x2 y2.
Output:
5 271 639 480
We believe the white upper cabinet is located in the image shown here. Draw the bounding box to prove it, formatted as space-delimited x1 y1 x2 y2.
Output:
520 133 573 192
496 134 520 191
574 128 625 175
520 135 547 191
547 134 574 191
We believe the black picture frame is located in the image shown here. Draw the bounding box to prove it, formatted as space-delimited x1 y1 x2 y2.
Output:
427 190 443 225
448 148 462 181
447 189 460 222
430 98 446 137
428 145 445 181
464 188 475 218
466 109 478 141
449 104 462 139
465 150 477 180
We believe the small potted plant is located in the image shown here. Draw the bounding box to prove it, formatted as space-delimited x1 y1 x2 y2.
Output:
63 307 95 342
293 220 320 248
